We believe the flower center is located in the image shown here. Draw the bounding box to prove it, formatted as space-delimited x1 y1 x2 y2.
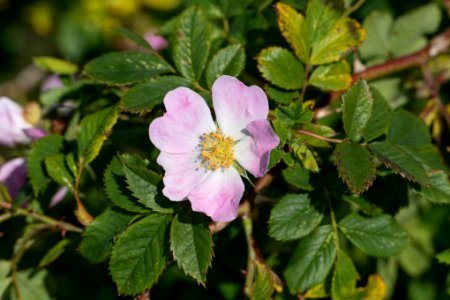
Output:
199 129 235 170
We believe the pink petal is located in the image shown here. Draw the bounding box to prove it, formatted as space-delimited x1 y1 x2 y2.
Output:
212 76 269 140
23 128 48 140
0 157 27 200
0 97 32 147
41 75 64 92
144 32 169 52
158 151 211 201
149 87 216 153
188 167 244 222
49 186 69 208
234 119 280 177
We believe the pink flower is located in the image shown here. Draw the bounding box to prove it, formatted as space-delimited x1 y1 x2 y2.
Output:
0 157 28 200
144 31 168 52
149 76 279 221
0 97 33 147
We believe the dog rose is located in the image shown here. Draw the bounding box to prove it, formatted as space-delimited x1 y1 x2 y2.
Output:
149 75 279 221
0 158 28 200
0 97 33 147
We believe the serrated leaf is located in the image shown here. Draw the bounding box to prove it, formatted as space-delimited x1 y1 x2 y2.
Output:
266 86 300 105
173 7 210 81
284 225 337 293
275 2 310 63
44 154 74 190
12 270 51 300
306 0 343 47
309 60 352 91
332 250 359 300
104 157 150 213
123 76 193 112
257 47 305 90
359 11 393 60
252 261 274 300
33 56 78 74
309 17 365 65
362 87 392 142
77 105 119 164
339 213 409 257
120 154 173 213
170 208 213 284
282 164 313 191
114 27 152 50
110 214 171 295
206 44 245 88
334 142 375 195
436 249 450 265
387 109 431 147
83 52 171 85
38 239 70 268
292 143 319 172
79 208 134 263
368 142 429 184
28 134 65 196
421 171 450 204
342 79 373 142
269 194 323 241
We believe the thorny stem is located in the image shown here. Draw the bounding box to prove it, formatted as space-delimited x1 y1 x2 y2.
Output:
0 200 83 233
74 158 93 226
242 201 256 298
297 129 343 144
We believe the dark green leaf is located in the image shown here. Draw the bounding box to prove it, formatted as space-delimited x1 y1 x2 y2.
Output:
80 208 134 263
38 239 71 268
123 76 192 112
339 213 409 257
114 27 152 50
206 44 245 88
284 225 337 293
28 135 65 196
173 7 210 81
362 87 392 142
266 86 300 105
342 79 373 142
77 105 119 164
269 194 323 241
334 142 376 195
252 261 274 300
110 214 171 295
44 154 74 190
33 56 78 74
421 171 450 204
257 47 305 90
368 142 429 184
331 250 359 300
104 157 150 213
309 60 352 91
282 164 313 191
387 109 431 147
83 52 171 85
170 208 213 284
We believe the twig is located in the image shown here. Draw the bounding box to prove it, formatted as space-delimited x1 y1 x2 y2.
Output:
297 129 343 144
342 0 366 18
74 158 93 226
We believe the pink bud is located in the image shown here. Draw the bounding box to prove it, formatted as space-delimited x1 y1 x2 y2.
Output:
0 158 27 200
144 32 169 52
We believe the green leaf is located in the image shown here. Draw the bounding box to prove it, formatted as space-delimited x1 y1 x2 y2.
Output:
252 261 274 300
282 164 313 191
173 7 210 81
361 86 392 142
206 44 245 88
269 194 323 241
309 60 352 91
306 0 343 47
266 86 300 105
342 79 373 142
77 105 119 164
387 109 431 147
332 250 359 300
44 154 74 190
123 76 192 112
114 27 152 50
359 11 393 60
275 2 310 63
292 143 319 172
33 56 78 74
257 47 305 90
38 239 71 268
104 157 150 213
28 134 65 196
334 142 375 195
120 154 173 213
0 183 12 203
80 208 134 263
368 142 429 184
12 270 51 300
110 214 171 295
170 208 213 284
421 171 450 204
309 17 365 65
0 261 11 296
339 213 409 257
83 52 172 85
284 225 337 293
436 249 450 265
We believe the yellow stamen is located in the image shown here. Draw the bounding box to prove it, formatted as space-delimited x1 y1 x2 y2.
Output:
198 129 235 170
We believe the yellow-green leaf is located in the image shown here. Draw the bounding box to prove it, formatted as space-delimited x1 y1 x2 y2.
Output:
309 60 352 91
33 56 78 74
